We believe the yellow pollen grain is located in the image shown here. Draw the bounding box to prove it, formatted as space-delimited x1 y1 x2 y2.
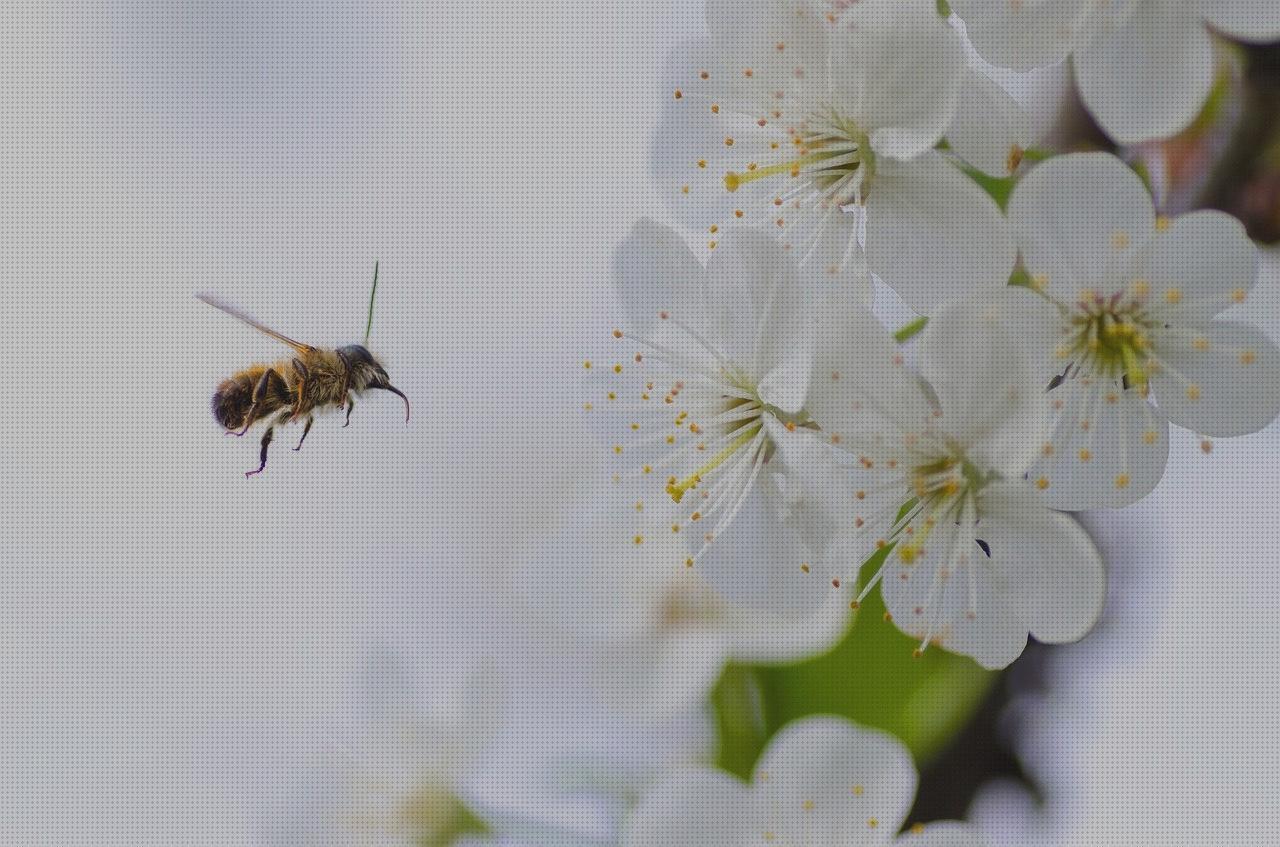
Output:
1110 230 1130 249
583 402 593 411
1106 392 1119 403
852 785 864 796
868 817 879 829
1241 350 1257 365
800 563 810 573
802 799 814 811
709 224 719 233
770 141 780 150
642 465 652 474
685 557 694 568
724 137 734 147
607 391 616 400
708 240 718 249
1165 288 1183 304
697 159 707 169
1042 442 1055 456
1143 430 1159 444
613 364 623 374
1079 449 1092 462
690 511 702 521
785 421 796 432
1031 273 1049 291
710 103 719 114
630 422 639 431
680 185 689 194
734 209 744 218
673 89 682 100
1007 144 1024 174
747 162 758 171
910 823 926 835
1186 384 1202 401
633 535 643 545
666 435 675 444
1036 477 1050 490
1115 473 1130 489
613 445 623 455
1193 336 1210 352
634 501 644 512
1155 215 1171 232
1231 287 1247 303
583 360 592 369
856 490 866 500
671 524 680 533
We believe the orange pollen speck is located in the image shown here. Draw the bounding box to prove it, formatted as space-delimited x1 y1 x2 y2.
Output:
710 103 720 114
673 89 683 99
699 70 709 80
734 209 744 218
1036 477 1050 490
1079 449 1092 462
1231 288 1247 303
724 137 734 147
1201 440 1213 454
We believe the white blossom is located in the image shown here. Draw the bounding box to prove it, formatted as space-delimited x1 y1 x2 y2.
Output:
655 0 1016 313
582 218 858 613
800 289 1105 668
950 0 1280 143
621 716 986 847
1007 152 1280 509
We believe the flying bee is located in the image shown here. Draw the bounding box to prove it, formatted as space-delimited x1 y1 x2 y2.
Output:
199 263 408 477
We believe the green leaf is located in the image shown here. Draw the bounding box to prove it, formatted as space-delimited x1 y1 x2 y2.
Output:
936 0 952 17
961 165 1018 211
713 547 995 772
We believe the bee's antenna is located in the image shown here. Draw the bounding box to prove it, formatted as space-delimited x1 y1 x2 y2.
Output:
363 260 380 346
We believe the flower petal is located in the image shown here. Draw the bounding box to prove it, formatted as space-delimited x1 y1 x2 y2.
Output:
1145 209 1259 322
1149 320 1280 437
949 0 1092 71
945 66 1036 177
880 520 1030 670
706 229 813 411
830 0 965 160
864 153 1016 314
806 287 933 440
614 218 707 333
754 716 918 842
1200 0 1280 42
1074 1 1214 144
1008 152 1155 302
621 769 751 847
919 289 1051 477
980 483 1106 646
1025 377 1170 510
692 421 840 616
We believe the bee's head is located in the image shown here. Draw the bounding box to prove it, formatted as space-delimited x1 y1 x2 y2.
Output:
339 344 409 422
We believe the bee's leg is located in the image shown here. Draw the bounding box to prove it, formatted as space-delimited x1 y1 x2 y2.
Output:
290 358 309 420
245 425 275 477
343 396 355 428
232 367 282 437
335 350 352 409
292 415 314 451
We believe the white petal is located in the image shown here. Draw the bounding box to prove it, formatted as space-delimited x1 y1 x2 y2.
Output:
1026 378 1170 510
706 0 830 88
1145 209 1259 322
1008 152 1155 301
723 587 852 664
880 521 1029 670
614 218 707 333
806 287 933 440
864 153 1016 314
1074 1 1214 144
693 429 838 616
980 483 1106 645
830 0 965 160
896 821 991 846
1149 320 1280 437
949 0 1092 71
945 66 1036 177
706 229 813 410
621 769 751 847
1201 0 1280 42
590 628 731 719
919 289 1051 476
754 716 917 841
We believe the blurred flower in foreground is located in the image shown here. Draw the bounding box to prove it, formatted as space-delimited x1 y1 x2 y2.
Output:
802 289 1105 668
622 716 986 846
655 0 1015 312
523 481 850 716
1007 152 1280 508
584 219 853 611
950 0 1280 144
327 659 502 847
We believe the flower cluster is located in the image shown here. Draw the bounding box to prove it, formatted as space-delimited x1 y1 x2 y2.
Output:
289 3 1280 846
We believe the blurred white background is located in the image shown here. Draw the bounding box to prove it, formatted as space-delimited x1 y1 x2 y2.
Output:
1 2 1277 845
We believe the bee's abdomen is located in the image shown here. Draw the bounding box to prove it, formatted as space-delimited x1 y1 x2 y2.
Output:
212 366 289 430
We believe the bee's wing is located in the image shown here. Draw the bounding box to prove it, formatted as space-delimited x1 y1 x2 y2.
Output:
197 293 316 355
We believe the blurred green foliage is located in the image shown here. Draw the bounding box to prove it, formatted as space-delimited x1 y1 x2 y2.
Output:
712 547 995 778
